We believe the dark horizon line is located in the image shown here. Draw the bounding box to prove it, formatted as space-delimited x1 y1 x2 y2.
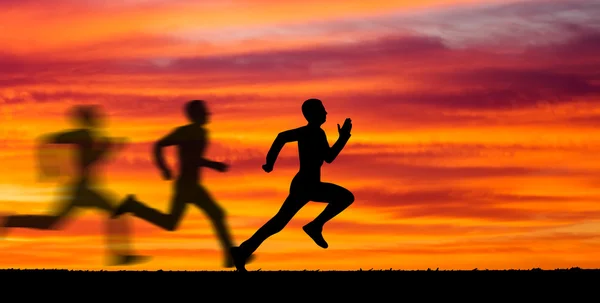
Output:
0 267 595 272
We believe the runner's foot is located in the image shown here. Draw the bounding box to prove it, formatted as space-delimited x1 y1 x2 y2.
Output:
225 251 254 268
303 223 328 249
230 246 251 272
112 195 136 219
108 254 152 266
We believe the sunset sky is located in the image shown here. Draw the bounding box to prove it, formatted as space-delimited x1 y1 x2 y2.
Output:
1 0 600 270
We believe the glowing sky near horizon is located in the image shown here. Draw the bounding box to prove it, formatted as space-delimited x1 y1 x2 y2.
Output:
1 0 600 270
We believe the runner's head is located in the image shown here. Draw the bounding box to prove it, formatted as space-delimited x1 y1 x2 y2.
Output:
185 100 209 125
302 98 327 125
70 105 104 128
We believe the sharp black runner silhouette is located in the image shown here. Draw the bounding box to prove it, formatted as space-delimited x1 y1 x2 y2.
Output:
230 98 354 272
112 100 247 268
0 105 148 266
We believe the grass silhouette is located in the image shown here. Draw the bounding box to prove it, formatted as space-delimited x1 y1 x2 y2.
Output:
0 267 596 272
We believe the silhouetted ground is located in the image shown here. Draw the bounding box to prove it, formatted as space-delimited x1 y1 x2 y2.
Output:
2 267 590 298
0 267 597 272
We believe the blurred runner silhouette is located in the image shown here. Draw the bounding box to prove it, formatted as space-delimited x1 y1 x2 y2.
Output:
113 100 246 268
0 105 148 266
230 98 354 272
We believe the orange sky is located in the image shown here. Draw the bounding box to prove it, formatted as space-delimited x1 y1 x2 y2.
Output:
1 0 600 270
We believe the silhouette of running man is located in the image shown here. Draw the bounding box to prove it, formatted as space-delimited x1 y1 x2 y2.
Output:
230 98 355 272
0 105 147 266
112 100 241 268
